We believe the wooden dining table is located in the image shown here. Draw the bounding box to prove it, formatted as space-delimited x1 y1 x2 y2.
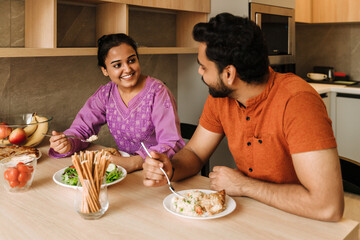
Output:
0 143 359 240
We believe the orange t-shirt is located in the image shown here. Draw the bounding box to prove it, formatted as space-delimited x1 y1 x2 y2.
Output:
199 68 336 184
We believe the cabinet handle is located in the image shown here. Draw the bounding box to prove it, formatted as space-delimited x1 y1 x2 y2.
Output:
337 93 360 99
320 93 328 98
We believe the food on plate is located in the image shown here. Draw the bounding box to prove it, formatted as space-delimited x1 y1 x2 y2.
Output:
62 154 123 186
0 145 40 161
103 147 121 156
171 190 226 217
3 162 34 188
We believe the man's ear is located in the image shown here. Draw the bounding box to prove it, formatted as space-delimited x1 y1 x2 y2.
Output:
224 65 237 85
101 67 109 77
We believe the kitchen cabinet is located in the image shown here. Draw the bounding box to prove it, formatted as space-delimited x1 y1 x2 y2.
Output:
296 0 360 23
320 92 330 117
335 93 360 165
0 0 209 57
295 0 312 23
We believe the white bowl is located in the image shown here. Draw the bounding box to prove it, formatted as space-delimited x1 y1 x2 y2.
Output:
307 73 327 81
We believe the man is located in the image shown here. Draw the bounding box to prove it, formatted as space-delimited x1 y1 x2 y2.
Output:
142 13 344 221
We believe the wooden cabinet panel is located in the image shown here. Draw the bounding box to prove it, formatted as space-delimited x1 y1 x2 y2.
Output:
296 0 360 23
25 0 57 48
295 0 312 23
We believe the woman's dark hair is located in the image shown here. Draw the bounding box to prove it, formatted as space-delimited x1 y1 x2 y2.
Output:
97 33 139 69
193 13 269 84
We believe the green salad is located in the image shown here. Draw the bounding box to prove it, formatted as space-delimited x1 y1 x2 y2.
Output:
62 163 123 186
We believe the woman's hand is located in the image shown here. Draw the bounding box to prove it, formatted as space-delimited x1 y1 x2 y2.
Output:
109 155 143 173
49 130 72 154
142 151 173 187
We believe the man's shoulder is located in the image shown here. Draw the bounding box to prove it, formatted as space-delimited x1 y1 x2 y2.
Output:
274 72 318 97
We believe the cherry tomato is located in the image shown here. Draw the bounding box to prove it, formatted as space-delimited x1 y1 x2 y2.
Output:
4 169 10 181
18 181 27 188
7 167 19 181
27 166 34 173
17 164 29 173
18 172 28 183
9 180 20 188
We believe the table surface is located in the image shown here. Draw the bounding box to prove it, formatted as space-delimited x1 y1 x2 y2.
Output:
0 144 359 240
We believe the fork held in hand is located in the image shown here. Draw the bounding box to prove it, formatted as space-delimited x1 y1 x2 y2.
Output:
42 133 89 143
140 142 184 198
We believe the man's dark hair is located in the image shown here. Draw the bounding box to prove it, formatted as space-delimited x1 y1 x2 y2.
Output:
97 33 139 69
193 13 269 84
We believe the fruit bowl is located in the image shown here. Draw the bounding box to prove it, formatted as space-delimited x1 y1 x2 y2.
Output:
0 113 52 147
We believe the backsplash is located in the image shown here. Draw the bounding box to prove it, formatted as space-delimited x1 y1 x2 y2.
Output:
296 22 360 81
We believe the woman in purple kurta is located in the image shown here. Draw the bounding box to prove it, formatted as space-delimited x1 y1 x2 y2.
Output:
49 33 185 173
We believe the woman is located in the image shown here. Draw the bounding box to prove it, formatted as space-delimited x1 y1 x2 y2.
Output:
49 33 185 173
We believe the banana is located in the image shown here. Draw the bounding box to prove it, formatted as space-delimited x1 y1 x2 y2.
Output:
23 113 38 137
0 139 10 146
24 115 49 147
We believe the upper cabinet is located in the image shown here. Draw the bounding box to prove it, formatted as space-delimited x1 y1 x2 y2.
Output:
296 0 360 23
0 0 209 57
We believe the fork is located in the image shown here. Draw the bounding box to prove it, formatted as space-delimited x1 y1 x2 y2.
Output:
140 142 185 198
42 133 91 143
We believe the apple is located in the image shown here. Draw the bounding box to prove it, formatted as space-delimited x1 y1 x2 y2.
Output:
8 128 27 145
0 123 12 139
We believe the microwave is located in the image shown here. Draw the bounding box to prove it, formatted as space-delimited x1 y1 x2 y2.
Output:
250 3 295 65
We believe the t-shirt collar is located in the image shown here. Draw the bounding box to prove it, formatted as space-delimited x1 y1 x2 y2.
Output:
245 67 276 108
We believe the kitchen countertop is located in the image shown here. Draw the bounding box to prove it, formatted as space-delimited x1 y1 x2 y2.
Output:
0 144 358 240
310 83 360 95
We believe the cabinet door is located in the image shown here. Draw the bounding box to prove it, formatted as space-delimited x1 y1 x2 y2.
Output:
295 0 312 23
312 0 360 23
297 0 360 23
336 93 360 164
320 93 330 117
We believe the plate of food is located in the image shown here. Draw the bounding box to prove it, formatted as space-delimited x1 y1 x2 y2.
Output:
53 163 127 189
0 145 42 163
163 189 236 220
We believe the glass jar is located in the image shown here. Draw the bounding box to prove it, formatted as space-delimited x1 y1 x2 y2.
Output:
74 177 109 220
1 155 37 193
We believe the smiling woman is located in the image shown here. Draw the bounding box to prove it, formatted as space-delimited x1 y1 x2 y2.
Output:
48 33 185 173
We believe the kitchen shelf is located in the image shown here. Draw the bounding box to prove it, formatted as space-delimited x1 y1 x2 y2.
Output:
0 0 208 58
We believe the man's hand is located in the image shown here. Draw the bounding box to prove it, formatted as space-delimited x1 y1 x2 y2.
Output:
209 166 246 196
142 151 174 187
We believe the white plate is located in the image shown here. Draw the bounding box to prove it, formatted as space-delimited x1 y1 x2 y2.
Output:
53 165 127 189
163 189 236 220
0 151 42 165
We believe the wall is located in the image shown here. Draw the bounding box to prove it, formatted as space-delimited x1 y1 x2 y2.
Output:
0 0 178 148
296 22 360 81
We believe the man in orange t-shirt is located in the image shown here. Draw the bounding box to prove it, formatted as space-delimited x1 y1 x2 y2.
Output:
142 13 344 221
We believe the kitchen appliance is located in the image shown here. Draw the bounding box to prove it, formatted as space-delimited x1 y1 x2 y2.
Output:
250 2 295 66
313 66 335 82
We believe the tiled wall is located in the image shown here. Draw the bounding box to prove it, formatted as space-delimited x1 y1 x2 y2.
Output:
296 22 360 81
0 1 178 148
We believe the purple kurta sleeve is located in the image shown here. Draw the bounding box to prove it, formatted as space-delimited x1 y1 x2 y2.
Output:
135 86 185 159
49 85 108 158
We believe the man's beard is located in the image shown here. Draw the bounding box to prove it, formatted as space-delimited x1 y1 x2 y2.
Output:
202 76 234 98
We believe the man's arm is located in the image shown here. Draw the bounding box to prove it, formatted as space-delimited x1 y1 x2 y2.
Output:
143 125 223 187
210 148 344 221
